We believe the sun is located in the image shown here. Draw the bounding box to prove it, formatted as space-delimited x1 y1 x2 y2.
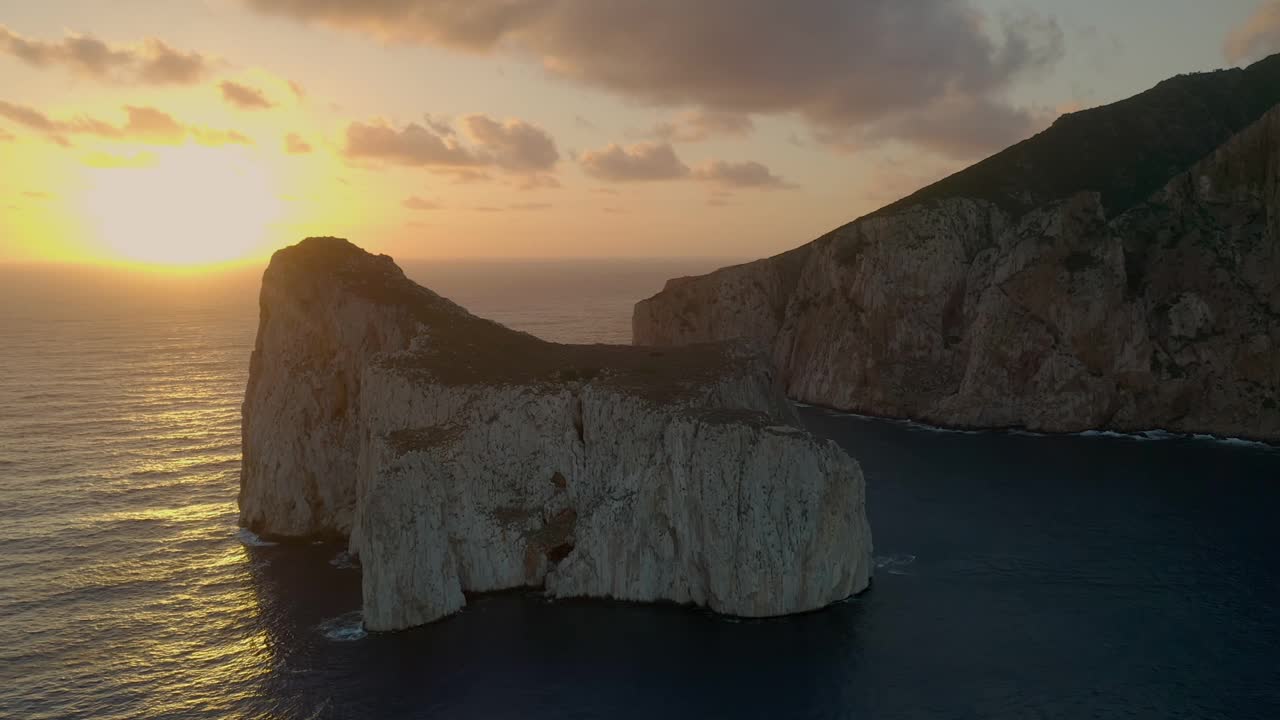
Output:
83 145 284 267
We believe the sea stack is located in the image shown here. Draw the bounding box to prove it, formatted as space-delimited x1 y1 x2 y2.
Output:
239 238 872 631
635 55 1280 441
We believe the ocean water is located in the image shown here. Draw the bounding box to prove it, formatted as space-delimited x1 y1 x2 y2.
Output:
1 259 1278 719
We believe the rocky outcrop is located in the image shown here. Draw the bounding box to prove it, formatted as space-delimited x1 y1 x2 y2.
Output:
240 238 872 630
635 58 1280 441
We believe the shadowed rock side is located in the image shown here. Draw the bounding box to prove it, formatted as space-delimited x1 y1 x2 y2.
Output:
635 59 1280 441
240 238 872 631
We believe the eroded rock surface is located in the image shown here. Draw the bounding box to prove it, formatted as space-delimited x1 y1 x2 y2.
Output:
240 238 872 630
635 58 1280 440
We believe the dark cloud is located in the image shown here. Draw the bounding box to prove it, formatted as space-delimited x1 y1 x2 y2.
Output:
284 132 313 154
462 114 559 171
690 160 793 189
580 141 789 188
345 119 483 166
345 113 559 176
402 195 441 210
850 93 1049 159
648 110 754 143
221 81 275 110
578 142 689 181
1227 2 1280 63
245 0 1062 155
0 25 209 84
0 100 250 146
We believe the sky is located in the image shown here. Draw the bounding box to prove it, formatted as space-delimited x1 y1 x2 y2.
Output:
0 0 1276 266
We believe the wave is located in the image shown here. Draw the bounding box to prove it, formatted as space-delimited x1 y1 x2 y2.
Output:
329 550 359 570
317 611 367 642
235 528 277 547
812 407 1276 452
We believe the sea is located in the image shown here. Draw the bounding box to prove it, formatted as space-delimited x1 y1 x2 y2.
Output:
1 258 1278 720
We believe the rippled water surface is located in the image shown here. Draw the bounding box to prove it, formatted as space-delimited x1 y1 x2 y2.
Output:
1 260 1278 719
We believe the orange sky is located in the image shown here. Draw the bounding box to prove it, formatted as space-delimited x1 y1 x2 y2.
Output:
0 0 1272 267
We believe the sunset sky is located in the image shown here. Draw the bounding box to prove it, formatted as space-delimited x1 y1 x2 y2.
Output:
1 0 1277 266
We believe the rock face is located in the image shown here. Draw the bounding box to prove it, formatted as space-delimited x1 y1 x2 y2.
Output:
635 56 1280 440
240 238 872 631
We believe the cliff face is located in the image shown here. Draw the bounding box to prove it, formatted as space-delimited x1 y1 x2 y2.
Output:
240 238 872 631
635 61 1280 440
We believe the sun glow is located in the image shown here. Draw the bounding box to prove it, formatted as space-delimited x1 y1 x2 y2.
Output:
83 145 284 267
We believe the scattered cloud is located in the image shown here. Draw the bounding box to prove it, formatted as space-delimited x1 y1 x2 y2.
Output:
462 114 559 171
345 119 483 166
647 110 754 143
288 79 306 99
578 142 689 182
690 160 794 189
574 115 596 130
344 113 559 179
508 202 551 211
221 81 274 110
0 25 209 84
22 191 50 199
82 150 158 168
245 0 1063 155
579 141 790 189
602 206 626 214
402 195 441 210
0 101 250 146
846 93 1050 159
1227 1 1280 63
706 191 735 207
0 127 13 142
473 205 504 213
516 173 560 190
284 132 313 154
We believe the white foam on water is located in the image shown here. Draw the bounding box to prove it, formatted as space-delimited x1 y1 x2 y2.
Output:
235 528 277 547
329 550 359 570
318 611 367 642
818 409 1277 452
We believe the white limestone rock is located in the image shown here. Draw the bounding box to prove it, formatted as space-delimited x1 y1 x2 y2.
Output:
239 237 873 631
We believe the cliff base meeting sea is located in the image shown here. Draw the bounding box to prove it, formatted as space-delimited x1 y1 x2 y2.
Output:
1 260 1277 719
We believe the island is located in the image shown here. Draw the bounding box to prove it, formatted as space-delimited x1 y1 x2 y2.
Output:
239 237 873 631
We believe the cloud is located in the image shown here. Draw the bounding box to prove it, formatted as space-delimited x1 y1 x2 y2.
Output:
1227 2 1280 63
0 127 13 141
462 114 559 171
508 202 551 210
579 141 789 188
578 142 689 181
221 81 275 110
284 132 313 154
0 101 251 146
288 79 307 99
23 191 50 199
516 173 561 190
648 110 754 143
345 119 483 166
345 113 559 177
402 195 441 210
245 0 1062 154
0 25 209 84
848 93 1049 159
690 160 793 189
82 150 158 168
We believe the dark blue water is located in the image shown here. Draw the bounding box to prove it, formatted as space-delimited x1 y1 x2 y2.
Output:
2 262 1278 719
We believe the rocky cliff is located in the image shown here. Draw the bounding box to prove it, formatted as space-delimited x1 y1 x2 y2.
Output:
240 238 872 630
635 56 1280 440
